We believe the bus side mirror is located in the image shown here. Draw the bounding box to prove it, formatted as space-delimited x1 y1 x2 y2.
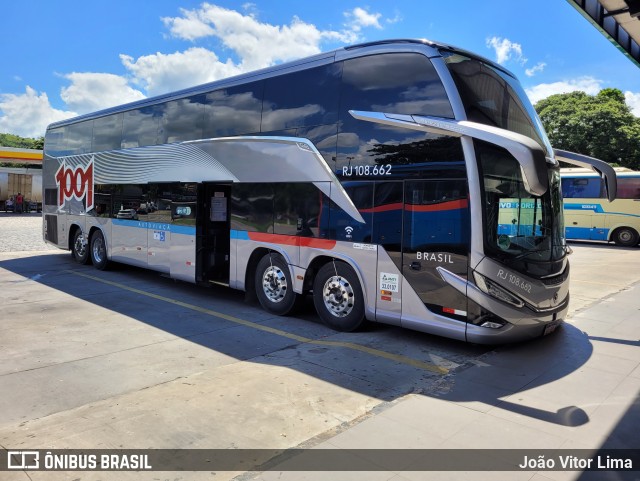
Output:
349 110 550 197
553 149 617 202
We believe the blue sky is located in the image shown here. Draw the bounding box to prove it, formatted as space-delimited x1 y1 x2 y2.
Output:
1 0 639 138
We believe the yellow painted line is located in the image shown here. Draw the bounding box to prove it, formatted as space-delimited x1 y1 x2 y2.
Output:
67 269 448 375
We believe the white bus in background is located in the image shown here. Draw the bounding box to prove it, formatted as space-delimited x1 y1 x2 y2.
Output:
561 167 640 246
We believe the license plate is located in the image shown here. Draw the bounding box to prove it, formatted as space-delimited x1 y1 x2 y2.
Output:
543 321 560 336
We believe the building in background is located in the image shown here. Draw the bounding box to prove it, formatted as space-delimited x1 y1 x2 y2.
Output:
0 147 43 211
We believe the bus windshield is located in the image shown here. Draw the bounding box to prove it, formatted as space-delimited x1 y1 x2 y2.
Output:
444 51 566 276
476 141 566 273
443 51 553 157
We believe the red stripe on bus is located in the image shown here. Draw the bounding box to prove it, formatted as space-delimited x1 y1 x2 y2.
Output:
406 199 468 212
359 202 403 213
359 199 468 214
247 232 336 249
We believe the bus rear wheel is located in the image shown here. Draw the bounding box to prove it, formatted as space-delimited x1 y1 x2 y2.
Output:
313 261 365 332
612 227 639 247
72 229 91 265
255 253 300 315
90 230 109 270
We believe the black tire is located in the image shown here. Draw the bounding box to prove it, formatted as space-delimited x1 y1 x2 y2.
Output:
255 253 300 316
612 227 639 247
313 261 365 332
72 229 91 265
90 230 109 270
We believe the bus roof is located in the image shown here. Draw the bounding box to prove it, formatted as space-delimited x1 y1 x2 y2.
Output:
46 38 511 131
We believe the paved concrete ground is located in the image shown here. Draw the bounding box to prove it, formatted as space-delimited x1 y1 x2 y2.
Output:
0 212 57 252
248 242 640 481
250 283 640 481
0 215 638 481
0 216 485 481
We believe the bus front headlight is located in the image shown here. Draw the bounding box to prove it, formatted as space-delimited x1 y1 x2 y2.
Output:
473 272 524 308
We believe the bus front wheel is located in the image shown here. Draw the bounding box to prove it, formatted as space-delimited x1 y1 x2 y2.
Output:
255 253 300 315
313 261 365 332
72 229 91 265
612 227 639 247
90 230 109 270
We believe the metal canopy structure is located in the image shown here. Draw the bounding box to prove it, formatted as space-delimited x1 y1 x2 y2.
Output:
568 0 640 67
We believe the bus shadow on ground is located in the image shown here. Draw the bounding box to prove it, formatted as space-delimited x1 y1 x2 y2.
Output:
1 252 594 428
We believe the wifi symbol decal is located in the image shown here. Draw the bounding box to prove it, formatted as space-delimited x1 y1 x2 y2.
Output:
344 226 354 237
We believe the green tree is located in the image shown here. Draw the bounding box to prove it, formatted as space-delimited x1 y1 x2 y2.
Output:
535 88 640 170
0 132 44 150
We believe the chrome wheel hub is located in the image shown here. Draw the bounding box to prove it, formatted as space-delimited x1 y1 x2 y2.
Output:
92 237 105 263
74 235 87 257
322 275 355 318
262 266 287 303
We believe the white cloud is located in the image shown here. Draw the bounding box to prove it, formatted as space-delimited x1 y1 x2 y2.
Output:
121 47 241 96
0 87 76 138
486 36 527 65
345 7 383 30
525 62 546 77
162 4 388 71
164 5 323 70
2 4 395 137
60 73 146 114
386 10 403 25
525 77 603 105
161 8 215 41
625 91 640 117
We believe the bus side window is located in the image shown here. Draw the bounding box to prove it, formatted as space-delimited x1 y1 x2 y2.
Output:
273 183 322 237
66 121 93 155
203 82 263 138
262 63 341 132
93 114 123 152
230 184 274 233
617 177 640 199
562 178 602 198
159 95 205 144
122 106 161 148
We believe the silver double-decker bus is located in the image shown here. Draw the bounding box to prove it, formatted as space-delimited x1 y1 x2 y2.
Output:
42 39 616 343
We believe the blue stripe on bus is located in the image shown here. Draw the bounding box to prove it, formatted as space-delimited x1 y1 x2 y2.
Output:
564 203 605 213
112 219 196 235
565 226 610 241
564 203 640 218
230 230 250 240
